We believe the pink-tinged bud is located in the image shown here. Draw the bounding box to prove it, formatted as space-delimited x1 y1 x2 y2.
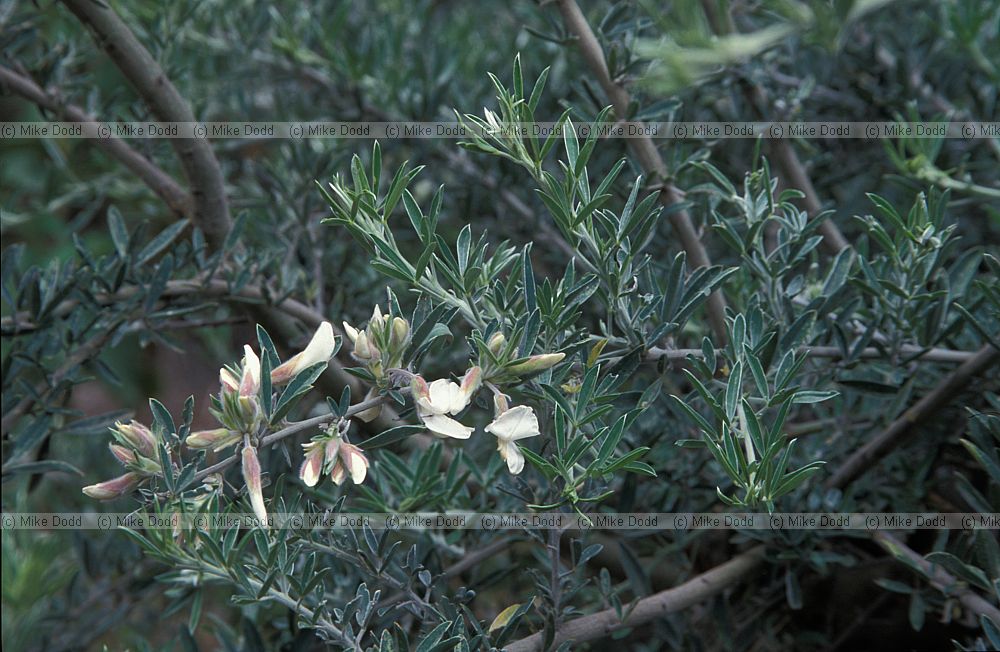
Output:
410 375 430 401
459 366 482 401
390 317 410 349
109 443 137 466
299 442 324 487
220 367 239 393
487 332 506 355
492 392 510 415
339 443 369 484
241 446 268 528
239 345 261 398
82 472 141 500
352 331 379 361
186 428 240 451
506 352 566 375
355 388 383 423
113 421 157 457
343 321 360 343
271 322 337 385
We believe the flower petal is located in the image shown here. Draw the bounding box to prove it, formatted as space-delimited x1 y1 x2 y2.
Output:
421 413 474 439
485 405 539 442
498 440 525 474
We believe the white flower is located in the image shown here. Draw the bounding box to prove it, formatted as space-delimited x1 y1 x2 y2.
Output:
411 375 475 439
485 395 540 474
271 322 336 385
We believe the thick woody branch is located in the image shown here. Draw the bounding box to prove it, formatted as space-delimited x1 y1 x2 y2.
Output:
60 0 231 248
826 344 999 489
555 0 729 343
0 64 193 218
503 546 766 651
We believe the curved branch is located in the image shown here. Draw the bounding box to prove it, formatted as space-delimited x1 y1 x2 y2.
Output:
826 344 999 489
0 64 193 218
60 0 231 248
503 546 766 651
555 0 729 344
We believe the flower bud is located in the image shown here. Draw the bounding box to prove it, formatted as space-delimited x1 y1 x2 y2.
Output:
459 366 482 402
505 352 565 375
370 304 386 330
112 421 157 458
239 345 261 398
487 332 506 356
82 472 141 500
492 392 510 415
410 375 430 401
390 317 410 350
109 443 137 466
241 445 268 528
219 367 239 393
186 428 240 451
353 331 379 361
270 321 337 385
343 321 360 343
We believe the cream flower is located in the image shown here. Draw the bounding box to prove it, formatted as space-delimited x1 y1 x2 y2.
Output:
299 440 325 487
485 395 540 474
411 369 481 440
271 322 337 385
329 442 368 486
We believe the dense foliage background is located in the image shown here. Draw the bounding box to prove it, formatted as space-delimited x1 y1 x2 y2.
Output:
2 0 998 650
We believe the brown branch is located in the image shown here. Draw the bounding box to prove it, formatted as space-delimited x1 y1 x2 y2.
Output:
825 344 999 489
765 138 850 253
0 64 193 218
874 532 1000 624
60 0 231 248
645 344 979 365
502 546 766 651
555 0 729 344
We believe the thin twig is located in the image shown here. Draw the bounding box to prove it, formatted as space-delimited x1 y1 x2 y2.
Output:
1 323 122 437
555 0 729 343
874 531 1000 624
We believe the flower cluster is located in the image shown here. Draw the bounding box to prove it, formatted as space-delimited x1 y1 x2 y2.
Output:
299 425 369 487
82 421 162 500
408 332 561 474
